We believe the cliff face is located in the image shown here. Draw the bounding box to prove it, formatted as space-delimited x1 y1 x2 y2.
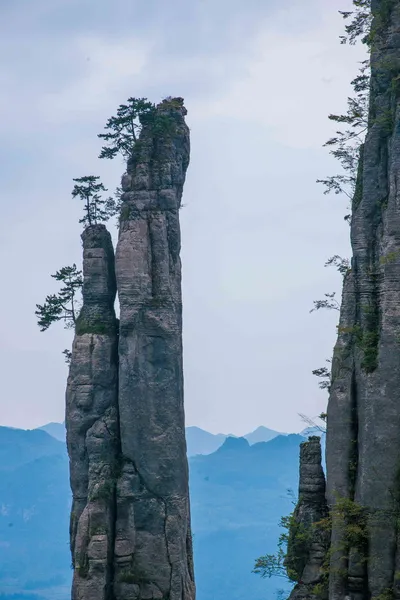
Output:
326 2 400 599
66 99 195 600
287 437 329 600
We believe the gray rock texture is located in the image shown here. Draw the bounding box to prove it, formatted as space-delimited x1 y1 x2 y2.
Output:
66 98 194 600
287 437 329 600
114 97 194 600
326 3 400 598
66 224 119 600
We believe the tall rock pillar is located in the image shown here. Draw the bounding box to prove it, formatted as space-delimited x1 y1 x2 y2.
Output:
287 436 329 600
66 224 119 600
114 97 195 600
326 2 400 598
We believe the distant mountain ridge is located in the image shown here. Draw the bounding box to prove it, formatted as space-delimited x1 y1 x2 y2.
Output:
0 424 317 600
36 422 287 456
37 422 66 442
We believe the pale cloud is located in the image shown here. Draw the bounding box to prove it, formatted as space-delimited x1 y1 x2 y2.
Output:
0 0 359 434
195 4 367 149
38 36 153 124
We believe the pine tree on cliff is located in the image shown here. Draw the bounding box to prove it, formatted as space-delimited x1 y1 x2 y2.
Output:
35 264 83 332
35 174 115 362
35 264 83 363
97 97 155 160
72 175 118 226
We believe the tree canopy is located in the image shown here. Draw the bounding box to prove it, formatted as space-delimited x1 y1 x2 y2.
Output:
35 265 83 363
98 97 155 160
71 175 117 227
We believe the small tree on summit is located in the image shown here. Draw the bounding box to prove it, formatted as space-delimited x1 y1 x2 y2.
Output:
98 97 155 161
72 175 117 227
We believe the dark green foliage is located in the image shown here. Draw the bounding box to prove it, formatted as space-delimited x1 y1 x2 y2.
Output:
74 315 112 336
71 175 118 227
98 96 179 163
317 59 369 221
35 265 83 332
152 112 177 138
312 360 332 392
339 1 372 46
325 255 350 276
317 1 371 224
253 510 312 584
117 570 136 584
311 257 349 316
359 300 379 372
75 556 89 579
337 313 379 373
334 497 368 553
62 349 72 365
284 512 312 582
119 203 131 224
253 511 296 582
98 97 155 160
88 479 114 502
310 292 340 313
253 488 310 585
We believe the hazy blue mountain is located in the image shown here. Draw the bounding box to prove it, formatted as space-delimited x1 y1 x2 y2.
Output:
191 434 303 600
0 429 70 600
36 422 66 442
37 422 283 457
0 426 66 471
243 425 285 445
0 595 48 600
185 426 228 456
0 426 313 599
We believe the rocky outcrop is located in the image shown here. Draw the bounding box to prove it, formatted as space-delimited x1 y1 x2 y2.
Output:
114 97 194 600
326 2 400 598
66 98 195 600
286 437 329 600
66 224 119 600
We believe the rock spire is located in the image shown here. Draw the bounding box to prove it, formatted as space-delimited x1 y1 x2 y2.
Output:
66 98 195 600
286 436 329 600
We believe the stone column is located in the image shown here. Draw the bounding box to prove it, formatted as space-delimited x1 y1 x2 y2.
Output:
114 98 195 600
66 224 119 600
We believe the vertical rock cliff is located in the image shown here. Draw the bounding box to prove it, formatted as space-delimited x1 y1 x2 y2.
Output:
66 98 194 600
114 97 194 600
326 2 400 598
287 437 329 600
66 224 119 600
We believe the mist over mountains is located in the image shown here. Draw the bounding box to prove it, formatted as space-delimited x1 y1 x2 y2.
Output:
0 424 319 600
36 421 287 455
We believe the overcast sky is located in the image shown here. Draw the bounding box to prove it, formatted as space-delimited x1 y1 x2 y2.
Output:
0 0 366 435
